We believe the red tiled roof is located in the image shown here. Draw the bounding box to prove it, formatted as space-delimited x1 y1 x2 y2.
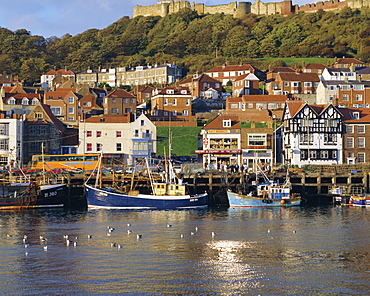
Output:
286 101 306 117
269 67 295 73
202 114 240 130
179 73 221 84
304 63 327 69
106 89 136 98
341 108 370 123
278 72 320 82
44 69 75 75
241 95 289 102
336 58 364 65
206 64 258 73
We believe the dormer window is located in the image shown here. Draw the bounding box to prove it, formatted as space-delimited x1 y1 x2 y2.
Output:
22 98 29 105
9 97 15 105
181 90 187 94
32 98 39 105
166 89 174 94
351 112 360 120
223 119 231 127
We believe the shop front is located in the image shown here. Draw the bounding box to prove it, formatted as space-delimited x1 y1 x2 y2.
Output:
195 149 242 170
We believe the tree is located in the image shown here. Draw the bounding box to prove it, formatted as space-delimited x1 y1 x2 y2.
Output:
20 58 49 85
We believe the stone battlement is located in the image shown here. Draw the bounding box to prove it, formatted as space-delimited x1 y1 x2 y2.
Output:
133 0 370 18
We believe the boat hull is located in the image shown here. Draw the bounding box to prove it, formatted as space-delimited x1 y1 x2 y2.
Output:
0 183 67 210
227 190 301 207
349 195 370 207
85 184 208 210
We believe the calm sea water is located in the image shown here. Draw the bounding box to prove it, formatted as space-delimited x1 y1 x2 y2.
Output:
0 205 369 295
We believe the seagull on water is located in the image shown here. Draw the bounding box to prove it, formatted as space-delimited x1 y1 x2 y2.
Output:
43 246 48 251
136 234 142 239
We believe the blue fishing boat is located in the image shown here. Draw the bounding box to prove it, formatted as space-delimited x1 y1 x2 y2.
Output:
227 168 301 207
84 158 208 210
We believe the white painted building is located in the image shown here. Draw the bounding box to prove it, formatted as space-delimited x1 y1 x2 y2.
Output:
0 118 23 169
283 101 343 166
79 114 156 165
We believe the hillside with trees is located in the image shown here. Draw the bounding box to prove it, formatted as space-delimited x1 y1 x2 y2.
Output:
1 7 370 85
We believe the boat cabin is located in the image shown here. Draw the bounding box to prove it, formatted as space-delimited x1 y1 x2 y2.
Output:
153 183 186 196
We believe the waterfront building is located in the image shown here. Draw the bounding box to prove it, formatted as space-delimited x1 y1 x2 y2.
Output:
341 108 370 164
0 114 23 169
282 101 343 166
78 114 156 165
197 114 241 169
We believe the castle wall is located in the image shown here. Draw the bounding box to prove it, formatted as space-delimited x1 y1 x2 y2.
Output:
133 0 370 19
251 0 283 15
296 0 347 13
348 0 370 9
193 2 238 15
133 3 170 18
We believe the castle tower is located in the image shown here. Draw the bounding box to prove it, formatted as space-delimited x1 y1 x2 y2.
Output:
280 0 293 15
234 2 252 18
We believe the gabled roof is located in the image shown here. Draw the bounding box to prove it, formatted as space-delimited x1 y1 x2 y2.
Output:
285 101 306 117
234 73 259 82
269 66 295 73
45 89 77 99
106 89 136 98
26 103 65 132
336 58 364 65
278 72 320 82
305 63 327 70
206 64 259 73
44 68 75 75
80 93 103 110
4 93 42 104
286 101 343 118
202 114 239 130
179 73 221 84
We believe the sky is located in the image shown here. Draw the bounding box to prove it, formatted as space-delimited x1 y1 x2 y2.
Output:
0 0 310 38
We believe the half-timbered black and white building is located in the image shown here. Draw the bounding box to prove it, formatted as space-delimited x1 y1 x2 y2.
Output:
283 101 343 166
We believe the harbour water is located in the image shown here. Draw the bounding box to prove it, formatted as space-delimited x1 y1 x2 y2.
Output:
0 205 369 295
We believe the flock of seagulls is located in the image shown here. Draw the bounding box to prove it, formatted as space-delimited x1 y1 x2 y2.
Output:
4 223 247 256
4 225 297 257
